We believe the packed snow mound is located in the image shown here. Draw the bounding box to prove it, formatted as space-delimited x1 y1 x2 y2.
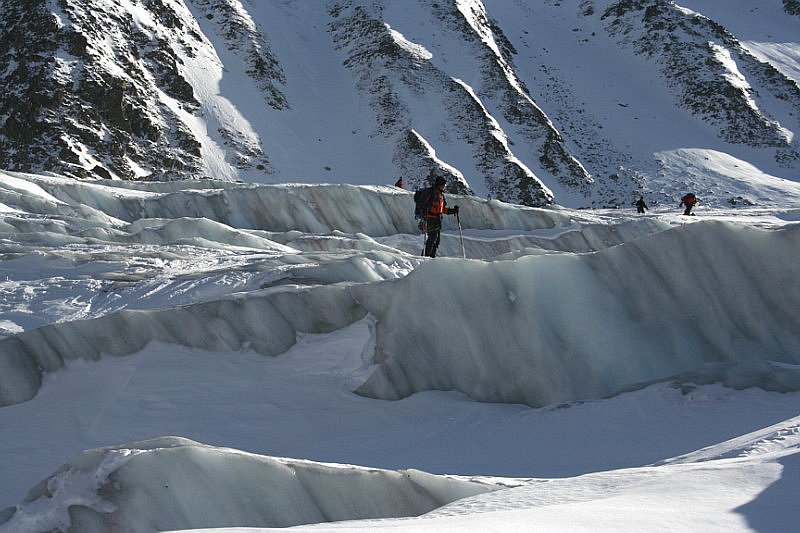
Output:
0 437 497 533
354 220 800 406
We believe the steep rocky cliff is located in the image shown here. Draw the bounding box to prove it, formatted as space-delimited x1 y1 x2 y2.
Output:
0 0 204 180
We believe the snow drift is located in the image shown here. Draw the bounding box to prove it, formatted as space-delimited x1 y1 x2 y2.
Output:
2 171 800 530
0 171 569 236
2 216 798 408
1 170 676 338
354 220 800 406
0 437 497 532
5 416 800 533
0 284 365 406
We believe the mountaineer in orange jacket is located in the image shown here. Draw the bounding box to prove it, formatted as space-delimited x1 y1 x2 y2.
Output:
680 193 698 216
415 175 459 257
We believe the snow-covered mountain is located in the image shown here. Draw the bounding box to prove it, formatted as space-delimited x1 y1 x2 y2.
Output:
2 1 800 531
1 0 799 207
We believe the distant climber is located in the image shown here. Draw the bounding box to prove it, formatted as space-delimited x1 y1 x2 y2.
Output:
680 193 698 216
635 196 648 214
415 176 459 258
394 177 404 188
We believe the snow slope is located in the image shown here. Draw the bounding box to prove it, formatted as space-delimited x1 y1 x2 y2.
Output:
2 0 799 207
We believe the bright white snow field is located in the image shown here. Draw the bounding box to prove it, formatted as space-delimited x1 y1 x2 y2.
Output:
1 168 799 532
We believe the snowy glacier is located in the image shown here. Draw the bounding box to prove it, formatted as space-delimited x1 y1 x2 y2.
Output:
1 167 800 532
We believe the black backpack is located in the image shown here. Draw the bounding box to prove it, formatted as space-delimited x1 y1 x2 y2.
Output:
414 187 434 219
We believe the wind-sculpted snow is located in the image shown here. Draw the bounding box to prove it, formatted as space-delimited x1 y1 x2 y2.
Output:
3 171 799 408
9 418 797 532
0 284 365 406
418 418 800 531
354 221 800 406
0 437 497 532
3 166 800 530
2 214 798 409
5 171 680 340
658 414 800 465
0 171 567 236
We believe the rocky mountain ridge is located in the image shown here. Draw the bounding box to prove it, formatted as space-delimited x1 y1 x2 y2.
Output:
601 0 800 162
0 0 798 207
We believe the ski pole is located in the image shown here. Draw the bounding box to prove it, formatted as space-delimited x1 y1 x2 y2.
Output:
456 212 466 258
420 219 427 256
